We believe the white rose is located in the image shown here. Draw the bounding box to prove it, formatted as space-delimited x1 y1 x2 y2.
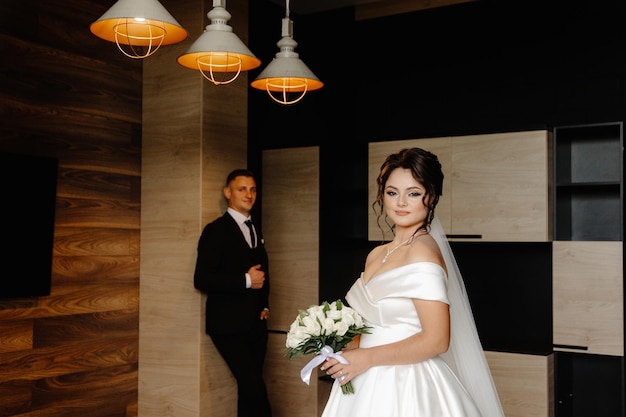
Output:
301 314 321 336
286 319 309 348
310 305 326 322
286 330 305 348
320 317 335 334
326 307 342 321
340 309 356 327
333 320 349 336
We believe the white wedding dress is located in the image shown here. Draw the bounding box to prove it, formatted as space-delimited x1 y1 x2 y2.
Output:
321 218 504 417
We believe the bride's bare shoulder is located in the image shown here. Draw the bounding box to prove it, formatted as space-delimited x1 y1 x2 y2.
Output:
365 244 386 265
407 235 447 273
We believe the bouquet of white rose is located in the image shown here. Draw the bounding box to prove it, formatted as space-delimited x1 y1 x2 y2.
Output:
285 299 371 394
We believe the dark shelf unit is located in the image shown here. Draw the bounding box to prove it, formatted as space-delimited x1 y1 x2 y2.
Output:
553 121 625 417
553 122 623 241
555 353 625 417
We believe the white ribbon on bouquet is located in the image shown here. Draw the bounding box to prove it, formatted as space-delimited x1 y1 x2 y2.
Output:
299 345 349 385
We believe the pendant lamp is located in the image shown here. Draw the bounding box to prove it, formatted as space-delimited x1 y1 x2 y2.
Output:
90 0 188 59
177 0 261 85
250 0 323 105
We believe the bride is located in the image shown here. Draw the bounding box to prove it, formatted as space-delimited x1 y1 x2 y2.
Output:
320 147 504 417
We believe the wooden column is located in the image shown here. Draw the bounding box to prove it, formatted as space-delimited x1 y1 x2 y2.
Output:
139 0 250 415
262 147 321 417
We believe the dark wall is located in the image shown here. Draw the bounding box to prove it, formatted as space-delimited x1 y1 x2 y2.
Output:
248 3 364 303
250 0 626 145
353 0 626 139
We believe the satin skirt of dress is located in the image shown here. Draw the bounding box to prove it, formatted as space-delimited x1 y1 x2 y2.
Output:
321 355 483 417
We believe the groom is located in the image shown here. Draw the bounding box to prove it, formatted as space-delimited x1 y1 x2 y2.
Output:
193 169 272 417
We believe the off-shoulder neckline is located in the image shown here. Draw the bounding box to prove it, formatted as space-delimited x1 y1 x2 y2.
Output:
361 261 446 286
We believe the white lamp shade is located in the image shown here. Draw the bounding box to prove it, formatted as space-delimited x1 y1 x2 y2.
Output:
251 16 322 97
90 0 188 46
251 55 323 92
177 29 261 72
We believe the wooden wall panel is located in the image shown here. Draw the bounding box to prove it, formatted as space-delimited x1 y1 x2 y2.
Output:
0 1 141 416
262 147 320 417
262 147 320 331
265 333 318 417
53 228 140 257
0 321 32 353
32 310 138 347
139 0 251 415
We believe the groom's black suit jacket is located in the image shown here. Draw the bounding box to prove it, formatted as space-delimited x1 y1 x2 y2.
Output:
193 212 270 336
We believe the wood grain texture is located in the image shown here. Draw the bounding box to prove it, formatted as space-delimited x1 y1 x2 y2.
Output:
0 379 33 417
53 227 140 257
485 351 554 417
262 147 320 416
265 333 318 417
0 337 137 384
262 147 320 332
553 241 624 356
0 320 33 354
0 1 141 415
139 0 250 415
32 309 138 348
450 131 551 241
368 131 551 242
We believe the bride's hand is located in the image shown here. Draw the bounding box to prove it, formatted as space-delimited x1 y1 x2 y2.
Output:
320 348 369 386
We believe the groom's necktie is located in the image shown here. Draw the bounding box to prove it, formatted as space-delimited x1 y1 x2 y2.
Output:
244 220 256 248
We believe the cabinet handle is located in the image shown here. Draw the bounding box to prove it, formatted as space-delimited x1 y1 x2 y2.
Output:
446 234 482 239
553 344 588 351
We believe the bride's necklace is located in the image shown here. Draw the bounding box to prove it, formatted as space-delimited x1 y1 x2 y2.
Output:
381 230 426 264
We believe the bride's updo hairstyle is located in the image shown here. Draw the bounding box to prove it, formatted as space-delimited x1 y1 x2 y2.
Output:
373 147 444 237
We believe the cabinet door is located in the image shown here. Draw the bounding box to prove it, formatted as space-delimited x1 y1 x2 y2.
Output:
368 130 551 242
450 130 551 242
485 351 554 417
553 241 624 356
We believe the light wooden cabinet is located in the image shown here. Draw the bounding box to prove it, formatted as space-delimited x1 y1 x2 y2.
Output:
485 351 554 417
553 241 623 356
368 130 551 242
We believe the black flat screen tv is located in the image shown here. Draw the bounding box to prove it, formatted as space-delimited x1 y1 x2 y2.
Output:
0 152 57 299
